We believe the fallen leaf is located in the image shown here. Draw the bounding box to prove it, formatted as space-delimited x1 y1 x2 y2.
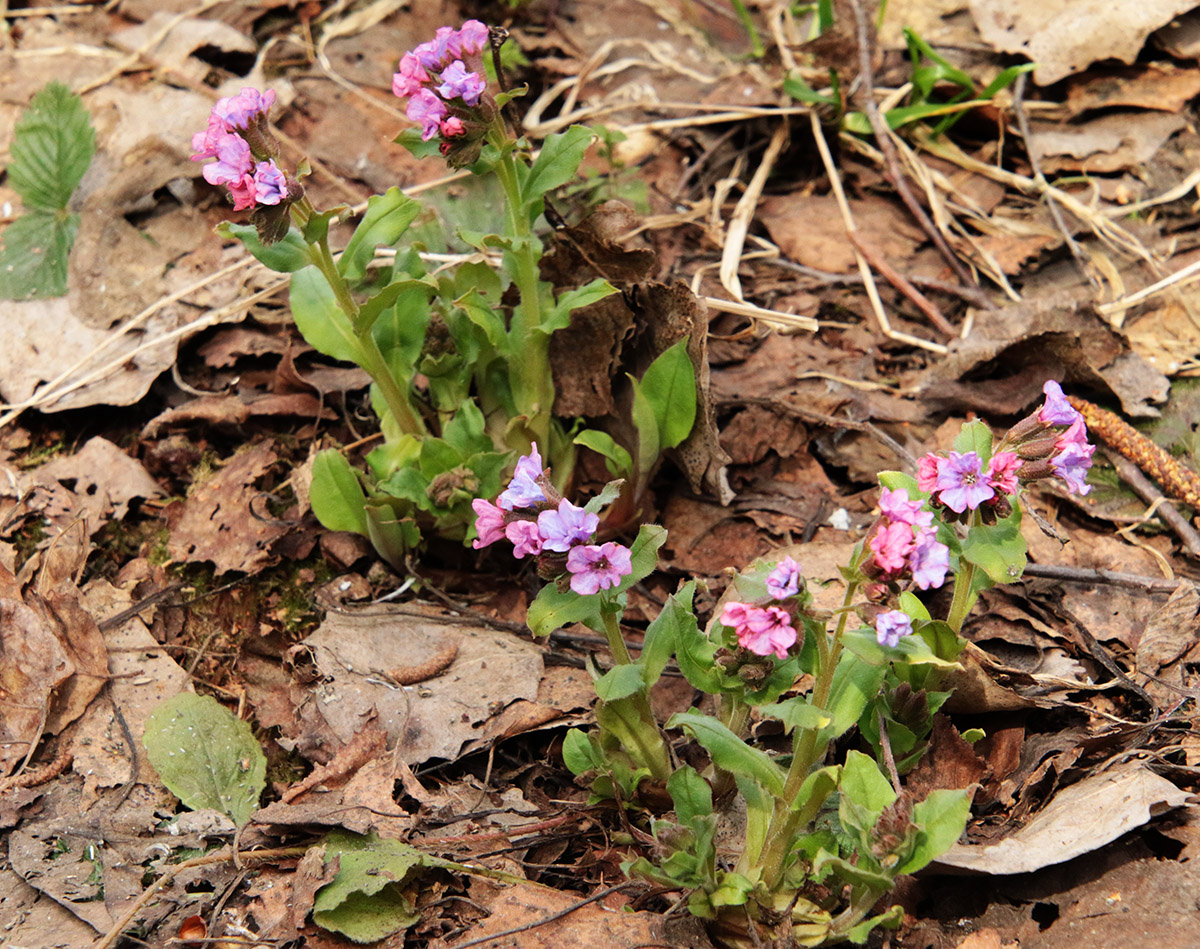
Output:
935 761 1191 873
37 436 163 521
1064 64 1200 116
969 0 1198 85
1029 112 1187 174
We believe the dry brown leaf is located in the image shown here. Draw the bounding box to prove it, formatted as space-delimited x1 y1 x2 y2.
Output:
1030 112 1187 174
969 0 1198 85
1064 64 1200 116
37 437 163 522
936 761 1191 874
1135 580 1200 675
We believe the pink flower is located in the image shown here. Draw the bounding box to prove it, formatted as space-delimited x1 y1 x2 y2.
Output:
252 160 287 205
471 498 505 548
721 603 797 659
392 52 431 98
440 116 466 138
226 173 258 211
917 453 943 494
986 451 1021 495
407 88 448 141
935 451 995 513
566 542 632 595
870 521 914 574
457 20 490 55
875 610 913 648
201 133 253 187
505 520 544 559
1038 380 1081 427
214 87 276 130
879 486 931 527
765 556 801 599
191 113 228 160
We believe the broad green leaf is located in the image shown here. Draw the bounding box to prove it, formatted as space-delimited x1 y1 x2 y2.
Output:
593 662 647 701
639 340 697 450
899 789 970 874
839 749 896 817
0 210 76 300
289 265 363 364
630 377 661 479
143 693 266 827
314 830 422 942
758 696 830 732
841 627 961 669
441 399 493 458
735 774 772 864
456 288 510 352
951 418 994 463
877 470 921 498
674 608 722 693
8 82 95 212
364 501 420 569
372 284 431 381
898 591 931 621
219 222 311 272
309 449 369 535
525 525 666 637
640 583 696 687
822 650 887 740
575 429 633 479
668 765 713 824
540 277 618 334
595 696 670 782
667 711 785 796
339 188 421 282
961 506 1027 584
301 206 347 246
393 127 443 159
522 125 593 209
844 905 904 945
562 728 602 775
354 276 436 336
790 764 840 826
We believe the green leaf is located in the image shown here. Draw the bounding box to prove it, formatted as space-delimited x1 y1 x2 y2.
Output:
783 72 839 107
143 693 266 827
667 711 785 796
218 222 311 272
522 126 593 209
540 277 618 334
877 470 921 497
843 905 904 944
355 276 436 336
8 82 95 212
309 450 369 535
640 340 697 450
899 789 970 874
822 650 887 741
0 210 76 300
951 418 994 463
339 187 422 283
456 288 510 352
575 429 633 479
393 127 443 159
841 627 961 669
630 377 661 479
581 477 626 516
673 608 722 693
593 662 647 701
898 591 931 621
668 765 713 824
758 696 831 732
839 749 896 817
562 728 602 775
525 525 666 637
735 774 773 864
289 265 363 364
961 505 1027 584
314 830 423 943
640 583 696 687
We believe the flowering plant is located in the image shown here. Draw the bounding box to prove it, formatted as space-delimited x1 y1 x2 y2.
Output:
191 22 698 566
471 381 1092 945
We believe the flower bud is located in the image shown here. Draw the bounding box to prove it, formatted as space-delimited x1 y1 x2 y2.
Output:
1016 435 1059 461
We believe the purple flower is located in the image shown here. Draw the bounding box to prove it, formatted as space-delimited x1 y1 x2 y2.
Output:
201 133 253 187
875 610 913 648
191 113 228 160
506 520 544 558
413 27 458 71
458 20 490 55
879 487 931 527
765 556 801 599
252 160 287 206
1038 380 1082 427
392 52 430 99
1051 443 1094 495
909 527 950 590
566 542 632 595
471 498 505 548
436 61 486 106
498 443 546 511
214 87 276 130
407 88 448 141
537 499 598 552
935 451 995 513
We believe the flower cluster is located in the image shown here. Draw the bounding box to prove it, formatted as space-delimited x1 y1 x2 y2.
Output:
191 88 291 212
917 382 1095 520
718 557 802 660
472 444 633 596
868 488 949 590
392 20 493 152
874 610 913 648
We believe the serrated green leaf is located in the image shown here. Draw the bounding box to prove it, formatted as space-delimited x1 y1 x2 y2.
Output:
218 222 311 272
574 429 633 479
640 340 697 450
309 449 369 535
8 82 95 212
289 265 363 364
143 693 266 827
339 187 421 283
314 830 423 943
0 210 76 300
667 711 785 796
522 126 593 209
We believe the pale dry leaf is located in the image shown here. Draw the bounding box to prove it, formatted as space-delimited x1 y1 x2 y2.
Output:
935 761 1192 874
38 436 163 521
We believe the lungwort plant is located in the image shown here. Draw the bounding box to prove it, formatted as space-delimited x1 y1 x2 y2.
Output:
472 381 1093 946
191 22 697 567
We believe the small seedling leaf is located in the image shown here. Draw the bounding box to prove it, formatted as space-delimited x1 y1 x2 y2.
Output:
313 830 424 943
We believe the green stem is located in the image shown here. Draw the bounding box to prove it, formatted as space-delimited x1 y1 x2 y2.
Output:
945 511 982 633
597 607 672 783
601 607 634 666
757 580 859 891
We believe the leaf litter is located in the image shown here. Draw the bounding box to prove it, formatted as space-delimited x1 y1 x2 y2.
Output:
3 0 1200 947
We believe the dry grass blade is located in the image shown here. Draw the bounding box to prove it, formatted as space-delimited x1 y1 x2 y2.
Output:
719 123 789 302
